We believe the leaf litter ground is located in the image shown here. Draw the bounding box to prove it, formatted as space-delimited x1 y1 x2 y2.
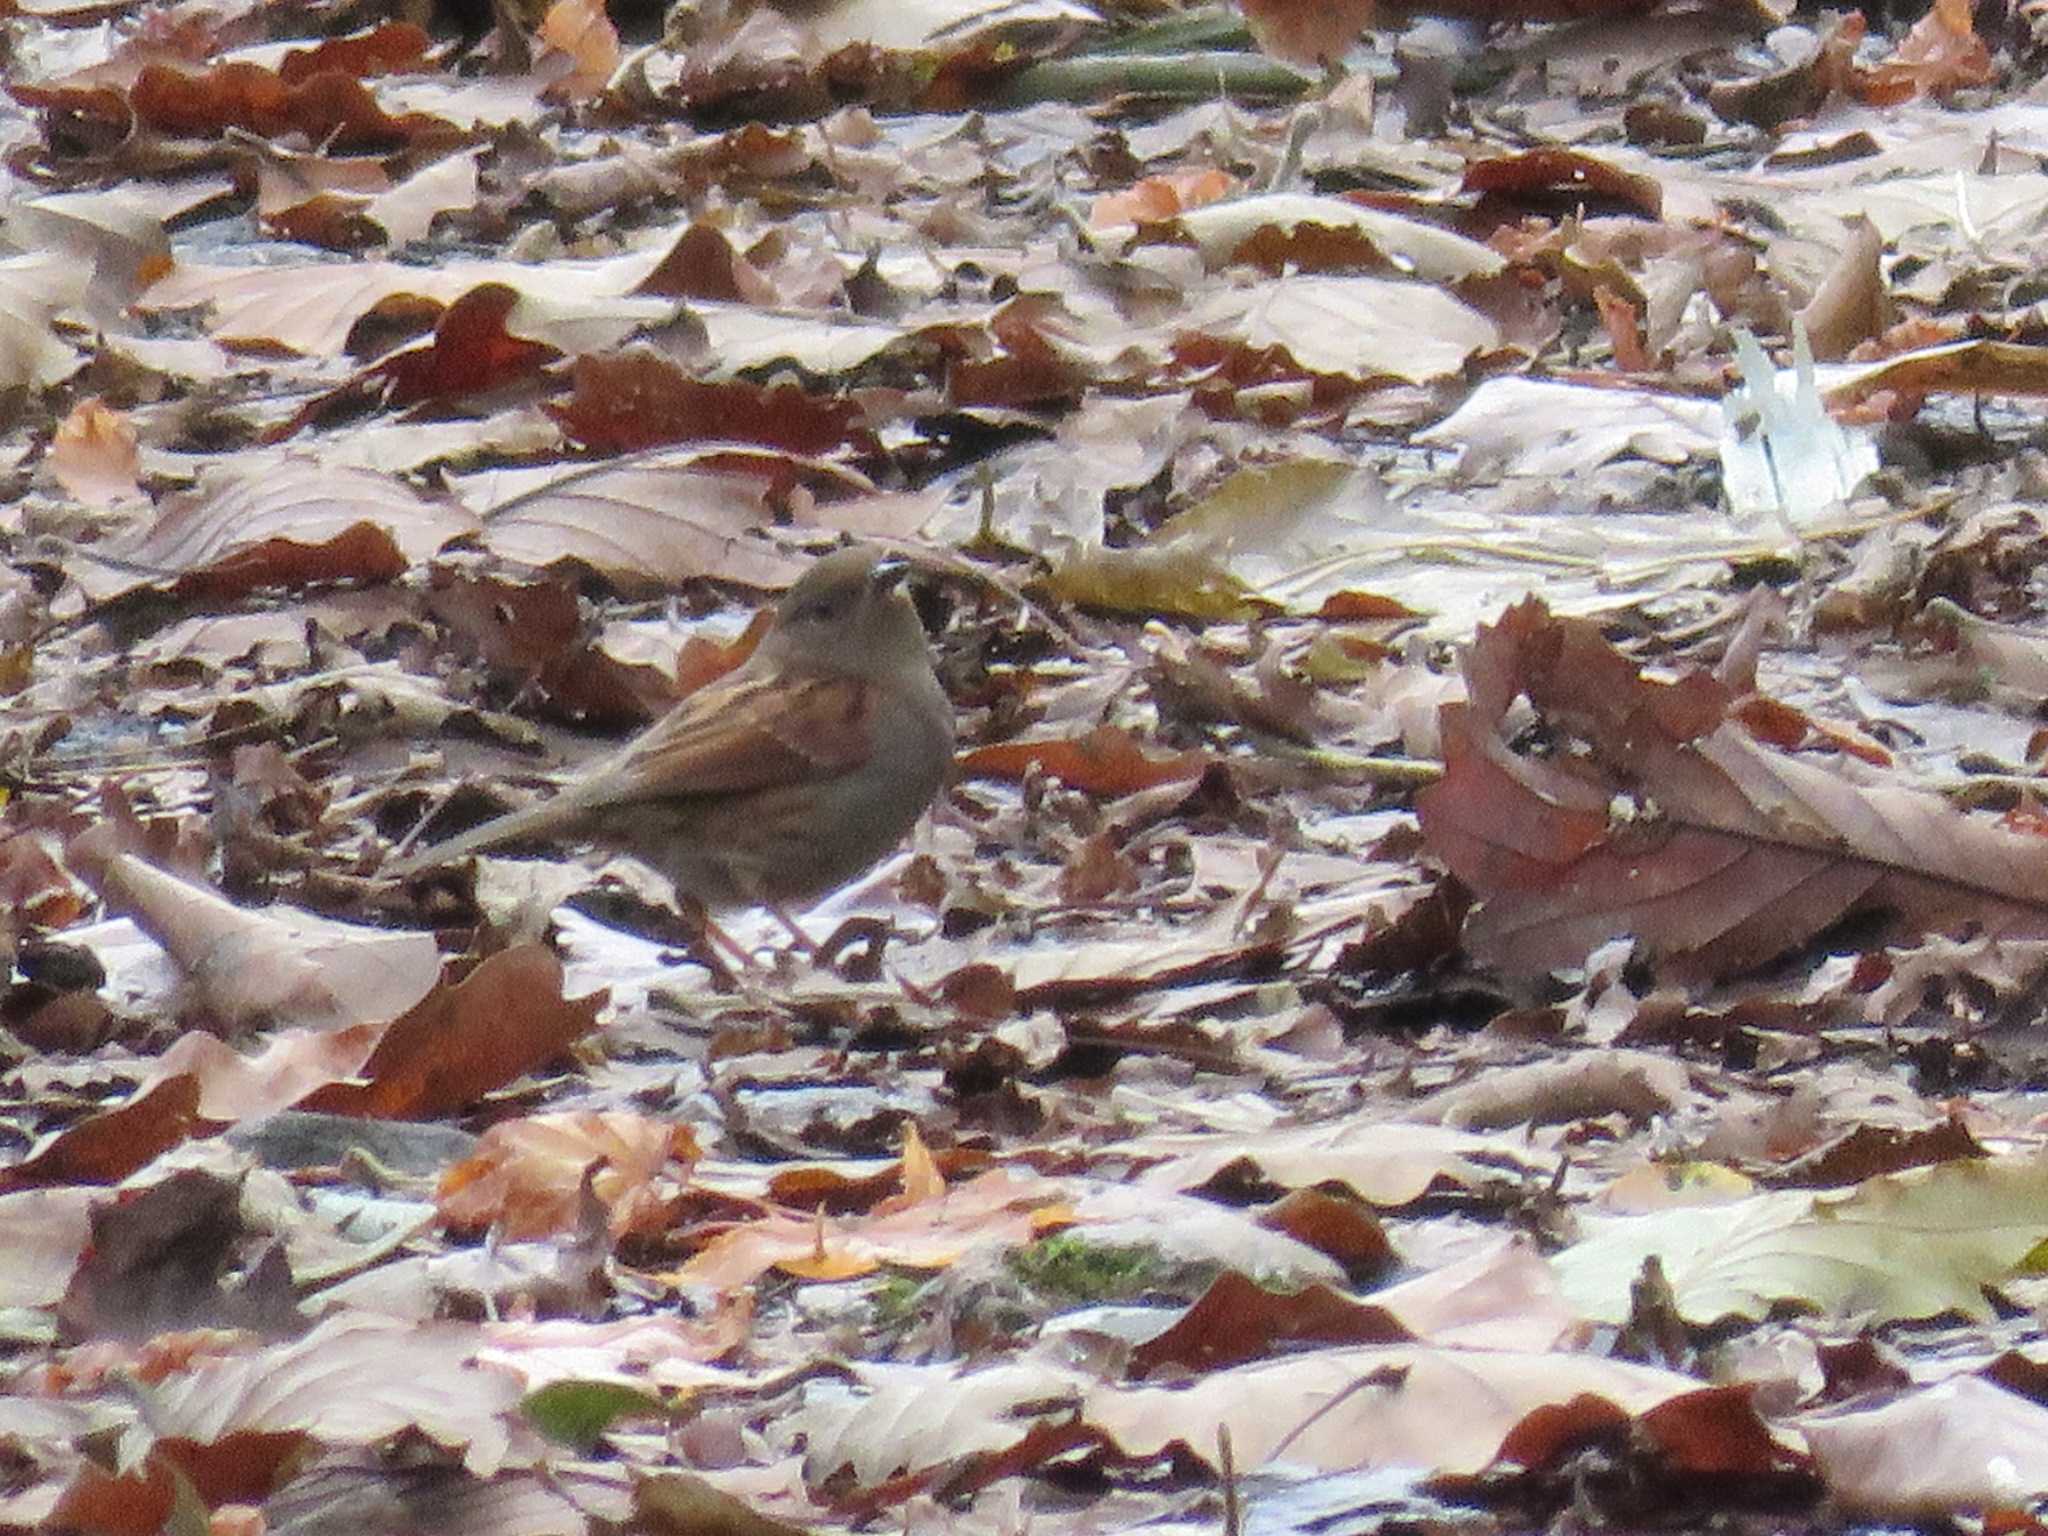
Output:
9 0 2048 1531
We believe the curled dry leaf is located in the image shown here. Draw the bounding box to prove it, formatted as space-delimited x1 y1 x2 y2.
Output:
1797 1373 2048 1517
1417 597 2048 981
13 23 446 156
57 1166 307 1341
1129 1235 1574 1376
127 1311 527 1475
150 1022 388 1124
539 0 623 98
372 282 560 405
1183 274 1501 386
1461 148 1665 220
1045 543 1270 622
673 1168 1070 1289
1857 0 1994 103
48 397 143 508
1405 1047 1691 1131
140 252 672 359
1088 168 1238 229
800 1343 1773 1499
1234 0 1385 66
1132 1118 1556 1206
0 1186 95 1310
68 838 441 1033
438 1110 701 1241
0 834 89 930
1156 194 1506 284
1796 214 1890 362
0 252 88 392
297 944 606 1120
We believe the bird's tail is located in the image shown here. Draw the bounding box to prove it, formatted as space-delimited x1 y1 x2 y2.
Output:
385 795 561 877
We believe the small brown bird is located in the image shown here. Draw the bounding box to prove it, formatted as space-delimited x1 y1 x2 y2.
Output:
392 546 954 920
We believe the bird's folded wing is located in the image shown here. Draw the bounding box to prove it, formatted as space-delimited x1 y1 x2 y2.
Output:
601 670 877 803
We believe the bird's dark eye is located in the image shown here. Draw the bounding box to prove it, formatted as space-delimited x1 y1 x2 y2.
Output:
797 596 843 623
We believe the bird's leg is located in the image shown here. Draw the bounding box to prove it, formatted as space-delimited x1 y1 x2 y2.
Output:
675 897 761 983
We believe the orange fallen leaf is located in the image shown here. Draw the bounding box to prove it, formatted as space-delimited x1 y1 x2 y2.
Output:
1859 0 1993 103
1090 169 1239 228
541 0 623 98
959 725 1208 798
49 397 142 507
674 1169 1074 1289
439 1111 700 1241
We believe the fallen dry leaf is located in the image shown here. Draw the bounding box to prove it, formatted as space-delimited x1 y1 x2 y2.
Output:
1418 598 2048 980
438 1110 700 1241
299 945 606 1119
68 842 439 1032
48 398 143 508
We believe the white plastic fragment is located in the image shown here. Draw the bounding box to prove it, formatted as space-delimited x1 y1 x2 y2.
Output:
1719 323 1879 537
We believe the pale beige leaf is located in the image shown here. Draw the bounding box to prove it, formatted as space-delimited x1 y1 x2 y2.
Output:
1187 275 1499 383
1554 1152 2048 1325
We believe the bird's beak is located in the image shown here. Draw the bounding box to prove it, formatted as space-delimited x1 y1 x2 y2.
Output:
871 556 911 590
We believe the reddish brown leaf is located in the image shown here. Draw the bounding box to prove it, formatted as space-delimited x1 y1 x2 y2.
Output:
0 1076 209 1191
1594 284 1650 372
1640 1387 1813 1477
550 352 874 456
1257 1187 1396 1276
1731 694 1892 767
1463 148 1665 220
633 223 766 302
57 59 452 152
1129 1270 1410 1377
958 726 1208 797
1418 598 2048 980
0 833 88 929
1315 589 1422 621
1775 1118 1987 1189
260 283 561 438
379 283 558 404
299 945 606 1119
48 1455 184 1536
276 21 433 83
426 571 674 726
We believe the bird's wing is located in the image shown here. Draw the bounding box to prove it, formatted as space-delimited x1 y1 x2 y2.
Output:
387 671 878 875
594 668 877 804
